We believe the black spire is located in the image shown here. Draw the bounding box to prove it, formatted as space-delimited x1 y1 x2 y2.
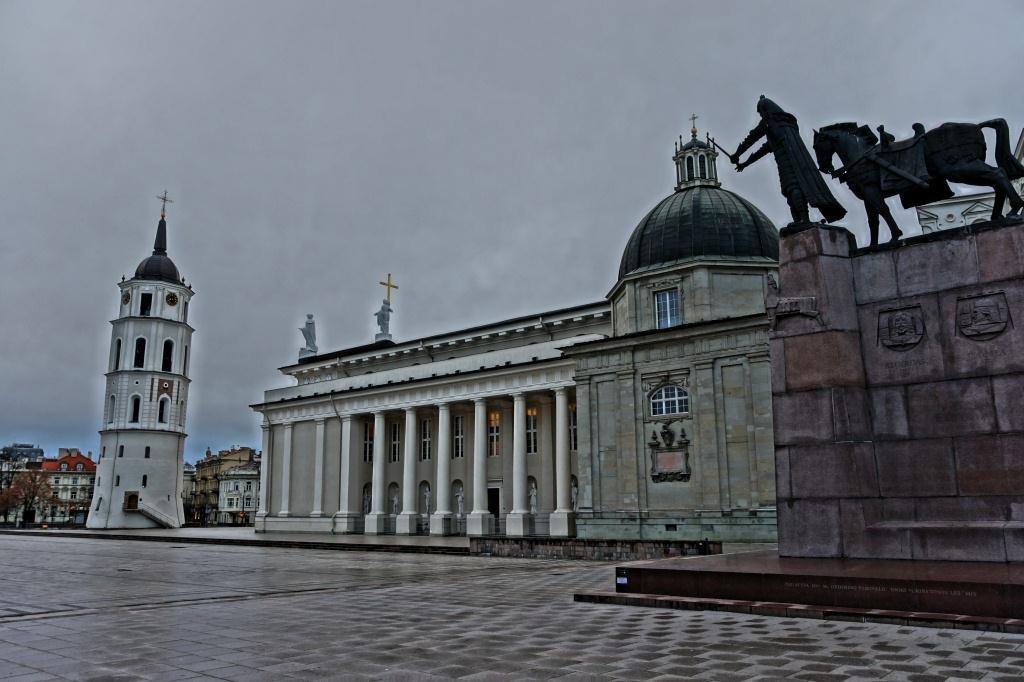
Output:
153 217 168 256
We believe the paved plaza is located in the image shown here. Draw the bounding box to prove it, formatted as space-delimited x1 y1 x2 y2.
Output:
2 536 1024 681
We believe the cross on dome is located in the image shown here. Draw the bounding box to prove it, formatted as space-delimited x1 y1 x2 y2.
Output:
673 114 720 191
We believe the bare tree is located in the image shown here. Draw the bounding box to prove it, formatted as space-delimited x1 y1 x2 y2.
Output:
6 470 59 526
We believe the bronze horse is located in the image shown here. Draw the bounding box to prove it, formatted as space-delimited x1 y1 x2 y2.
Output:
813 119 1024 246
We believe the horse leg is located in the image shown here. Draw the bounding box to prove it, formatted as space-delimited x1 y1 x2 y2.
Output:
861 184 895 244
866 207 880 247
992 188 1006 221
943 160 1024 216
877 201 903 242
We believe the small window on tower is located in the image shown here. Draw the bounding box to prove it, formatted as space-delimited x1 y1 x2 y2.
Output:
162 340 174 372
134 338 146 368
699 155 707 178
113 338 122 371
142 475 147 488
144 446 151 459
118 445 124 458
686 157 694 181
130 396 141 423
140 293 153 317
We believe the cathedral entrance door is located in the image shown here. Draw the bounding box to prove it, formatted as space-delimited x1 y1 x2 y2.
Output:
487 487 500 518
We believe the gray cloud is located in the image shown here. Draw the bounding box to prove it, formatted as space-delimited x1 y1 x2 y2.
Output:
2 0 1021 460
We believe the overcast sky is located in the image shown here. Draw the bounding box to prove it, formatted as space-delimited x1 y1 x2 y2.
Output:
2 0 1021 461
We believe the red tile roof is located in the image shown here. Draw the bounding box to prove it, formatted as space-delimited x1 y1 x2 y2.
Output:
42 453 96 473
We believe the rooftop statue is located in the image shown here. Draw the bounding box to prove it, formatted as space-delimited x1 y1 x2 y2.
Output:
299 313 317 360
731 96 847 226
814 118 1024 246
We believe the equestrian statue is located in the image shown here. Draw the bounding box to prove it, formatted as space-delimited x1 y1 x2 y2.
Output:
813 118 1024 246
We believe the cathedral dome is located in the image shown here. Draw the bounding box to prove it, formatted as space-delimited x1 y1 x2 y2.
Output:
618 185 779 279
134 217 182 284
618 120 778 279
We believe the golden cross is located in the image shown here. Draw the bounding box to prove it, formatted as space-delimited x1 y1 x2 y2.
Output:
689 113 699 136
156 190 173 219
379 272 399 305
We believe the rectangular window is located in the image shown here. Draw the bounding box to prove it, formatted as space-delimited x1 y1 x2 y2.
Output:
118 445 124 458
420 419 432 461
70 490 77 500
526 407 538 454
488 411 501 457
71 477 78 485
569 403 578 451
453 415 465 459
654 288 680 329
363 421 374 462
53 477 59 485
390 422 401 463
140 293 153 317
144 446 150 459
245 481 252 491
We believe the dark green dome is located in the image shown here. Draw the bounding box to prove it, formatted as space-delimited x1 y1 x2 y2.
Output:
618 185 778 279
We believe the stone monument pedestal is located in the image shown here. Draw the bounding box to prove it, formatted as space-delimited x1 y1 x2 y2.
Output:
584 219 1024 623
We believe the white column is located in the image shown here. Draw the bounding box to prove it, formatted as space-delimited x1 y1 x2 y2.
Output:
278 422 293 517
550 387 576 537
430 402 452 536
256 422 271 523
334 415 359 532
506 392 531 537
467 397 492 536
311 417 325 517
396 407 419 534
365 412 388 534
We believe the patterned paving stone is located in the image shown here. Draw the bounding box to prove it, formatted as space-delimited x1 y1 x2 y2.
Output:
2 535 1024 680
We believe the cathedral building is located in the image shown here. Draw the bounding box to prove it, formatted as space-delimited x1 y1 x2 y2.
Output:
87 201 193 528
252 124 779 542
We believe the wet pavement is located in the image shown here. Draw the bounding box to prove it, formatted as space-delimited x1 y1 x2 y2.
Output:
2 535 1024 680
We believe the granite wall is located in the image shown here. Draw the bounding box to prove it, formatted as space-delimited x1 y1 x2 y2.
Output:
772 221 1024 562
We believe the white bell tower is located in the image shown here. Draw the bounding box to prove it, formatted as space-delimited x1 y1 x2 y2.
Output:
87 194 194 528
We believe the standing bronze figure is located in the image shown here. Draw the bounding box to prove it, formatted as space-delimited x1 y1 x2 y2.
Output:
814 119 1024 246
731 96 847 225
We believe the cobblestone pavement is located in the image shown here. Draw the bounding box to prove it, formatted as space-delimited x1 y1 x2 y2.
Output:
2 536 1024 681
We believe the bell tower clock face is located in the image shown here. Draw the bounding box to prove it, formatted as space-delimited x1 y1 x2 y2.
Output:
165 292 179 306
121 292 131 306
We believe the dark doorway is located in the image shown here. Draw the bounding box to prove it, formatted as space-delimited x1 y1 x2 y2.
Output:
487 488 500 518
124 492 139 510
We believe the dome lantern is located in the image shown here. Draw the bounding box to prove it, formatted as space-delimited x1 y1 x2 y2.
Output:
673 113 720 191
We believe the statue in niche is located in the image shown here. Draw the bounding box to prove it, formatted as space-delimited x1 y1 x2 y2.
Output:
422 487 431 515
454 488 465 516
390 491 400 516
528 479 538 514
570 477 578 512
298 314 318 359
361 487 371 515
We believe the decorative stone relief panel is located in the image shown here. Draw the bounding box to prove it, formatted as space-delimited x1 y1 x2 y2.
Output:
956 292 1010 341
877 305 925 351
646 420 692 483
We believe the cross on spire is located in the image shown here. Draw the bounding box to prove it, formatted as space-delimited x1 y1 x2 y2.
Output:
689 113 699 138
156 190 173 219
379 272 399 305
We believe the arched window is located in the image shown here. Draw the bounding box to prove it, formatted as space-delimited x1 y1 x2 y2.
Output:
130 395 141 423
699 155 707 178
133 338 146 368
158 397 169 424
108 395 116 423
162 340 174 372
76 463 83 471
113 338 122 370
650 385 689 416
685 156 694 181
183 345 189 375
60 462 67 471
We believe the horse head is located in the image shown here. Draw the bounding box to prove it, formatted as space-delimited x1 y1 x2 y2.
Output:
814 122 871 172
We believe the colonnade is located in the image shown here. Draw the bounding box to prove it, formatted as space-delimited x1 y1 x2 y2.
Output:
256 387 576 537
